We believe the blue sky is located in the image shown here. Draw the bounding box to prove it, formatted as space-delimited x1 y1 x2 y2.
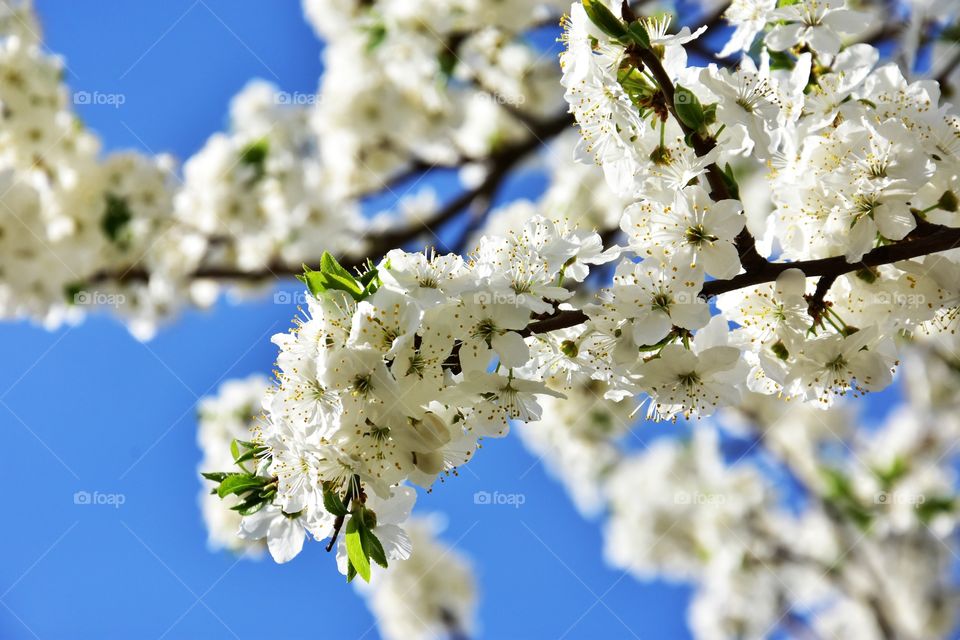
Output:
0 2 699 639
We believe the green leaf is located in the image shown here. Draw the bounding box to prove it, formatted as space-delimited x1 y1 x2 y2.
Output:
201 471 228 483
232 494 268 516
438 50 458 79
320 251 349 278
767 48 796 71
721 163 742 199
101 194 132 248
581 0 628 40
366 23 387 52
346 560 358 583
323 488 349 517
673 85 706 132
362 527 389 569
217 473 263 499
324 272 364 299
874 457 908 491
301 268 330 298
623 20 650 48
64 282 85 305
917 496 955 524
820 467 873 530
234 447 261 466
345 516 372 582
302 254 366 300
239 138 269 181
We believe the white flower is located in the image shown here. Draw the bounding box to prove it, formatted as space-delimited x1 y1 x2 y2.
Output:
239 506 331 564
446 298 531 373
791 327 896 405
456 372 564 423
623 186 745 278
719 0 777 57
594 258 710 347
640 344 742 420
766 0 873 57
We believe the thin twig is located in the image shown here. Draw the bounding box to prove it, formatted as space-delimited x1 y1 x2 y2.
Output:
88 112 574 285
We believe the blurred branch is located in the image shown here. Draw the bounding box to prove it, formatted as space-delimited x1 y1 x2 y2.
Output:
88 111 573 286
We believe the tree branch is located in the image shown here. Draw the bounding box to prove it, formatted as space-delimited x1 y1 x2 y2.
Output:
524 224 960 337
88 112 574 286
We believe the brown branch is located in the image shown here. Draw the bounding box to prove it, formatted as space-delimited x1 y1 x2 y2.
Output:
523 224 960 337
88 112 574 286
806 273 838 328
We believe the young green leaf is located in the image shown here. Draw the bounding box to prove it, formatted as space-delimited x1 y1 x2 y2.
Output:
323 487 349 517
232 494 268 516
361 527 389 569
673 85 707 132
217 473 263 499
239 138 269 181
320 251 353 280
345 516 372 582
623 20 651 48
301 268 330 298
101 194 132 248
323 272 364 299
581 0 628 40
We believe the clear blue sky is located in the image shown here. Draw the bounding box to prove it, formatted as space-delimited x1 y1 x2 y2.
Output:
0 2 698 639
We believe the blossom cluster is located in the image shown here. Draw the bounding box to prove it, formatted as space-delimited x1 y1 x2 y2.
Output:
203 220 616 575
197 0 960 587
197 377 477 639
0 0 569 337
555 0 960 419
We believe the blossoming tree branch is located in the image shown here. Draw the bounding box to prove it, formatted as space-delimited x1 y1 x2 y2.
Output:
5 0 960 637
